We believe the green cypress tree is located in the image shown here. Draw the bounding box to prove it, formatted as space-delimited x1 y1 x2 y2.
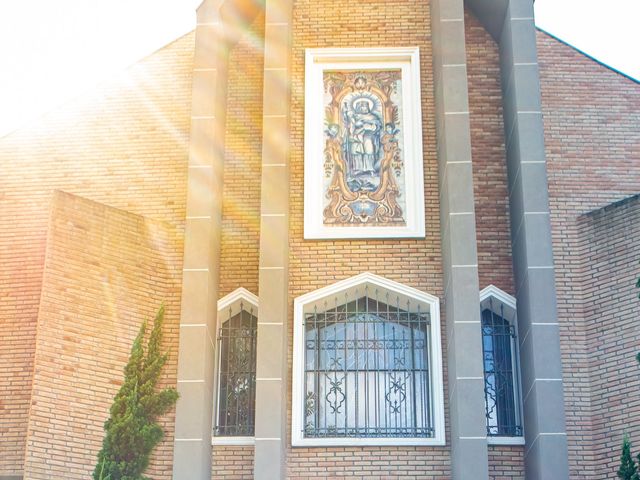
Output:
94 306 179 480
618 435 638 480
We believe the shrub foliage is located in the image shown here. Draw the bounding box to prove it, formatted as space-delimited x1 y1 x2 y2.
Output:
618 435 638 480
94 306 179 480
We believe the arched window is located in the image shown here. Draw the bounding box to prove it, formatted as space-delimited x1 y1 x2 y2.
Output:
479 286 523 443
292 273 444 446
213 288 258 442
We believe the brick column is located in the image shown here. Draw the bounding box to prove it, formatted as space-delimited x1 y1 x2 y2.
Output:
253 0 292 478
498 1 569 478
430 1 489 478
172 1 230 478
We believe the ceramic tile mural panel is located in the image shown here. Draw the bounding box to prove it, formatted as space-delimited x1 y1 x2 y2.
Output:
304 48 425 239
322 70 406 226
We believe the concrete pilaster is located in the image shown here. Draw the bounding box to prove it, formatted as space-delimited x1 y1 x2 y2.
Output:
498 1 569 478
173 1 230 478
430 1 489 478
253 0 292 478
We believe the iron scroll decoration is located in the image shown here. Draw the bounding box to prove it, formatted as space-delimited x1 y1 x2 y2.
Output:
302 295 434 439
215 309 258 437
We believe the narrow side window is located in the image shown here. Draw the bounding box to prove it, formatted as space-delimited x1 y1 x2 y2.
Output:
480 286 523 442
213 288 259 443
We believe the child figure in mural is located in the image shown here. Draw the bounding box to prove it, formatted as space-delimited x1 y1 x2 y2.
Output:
342 97 383 192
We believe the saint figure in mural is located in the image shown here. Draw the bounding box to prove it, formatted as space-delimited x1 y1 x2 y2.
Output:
322 70 406 226
342 97 383 191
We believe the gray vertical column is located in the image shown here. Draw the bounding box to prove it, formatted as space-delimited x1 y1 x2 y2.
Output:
430 1 489 478
173 1 229 478
498 1 569 478
253 0 292 478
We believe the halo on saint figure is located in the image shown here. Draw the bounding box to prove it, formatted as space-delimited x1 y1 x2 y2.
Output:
349 92 381 114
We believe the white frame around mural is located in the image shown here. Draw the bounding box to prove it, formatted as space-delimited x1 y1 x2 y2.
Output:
291 273 445 446
304 47 425 239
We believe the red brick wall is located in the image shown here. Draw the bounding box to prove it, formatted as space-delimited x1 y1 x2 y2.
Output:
465 11 515 296
487 446 525 480
218 13 265 298
213 12 264 478
22 191 182 479
288 447 449 479
212 445 255 479
577 195 640 479
465 11 523 479
538 30 640 477
0 33 193 476
287 0 450 476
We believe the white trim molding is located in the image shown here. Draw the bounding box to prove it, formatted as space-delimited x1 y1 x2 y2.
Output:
487 436 525 446
292 273 445 446
479 285 516 317
304 47 426 239
217 287 259 316
211 436 255 446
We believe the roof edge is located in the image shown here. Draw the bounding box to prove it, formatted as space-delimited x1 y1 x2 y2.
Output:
580 193 640 218
536 26 639 85
0 29 197 141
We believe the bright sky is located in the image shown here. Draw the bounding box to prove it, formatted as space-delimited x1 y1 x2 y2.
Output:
0 0 637 138
535 0 640 80
0 0 199 137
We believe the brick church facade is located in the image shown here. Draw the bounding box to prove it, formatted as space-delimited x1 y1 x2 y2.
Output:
1 0 639 479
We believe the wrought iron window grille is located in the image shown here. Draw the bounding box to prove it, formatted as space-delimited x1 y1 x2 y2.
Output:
302 287 435 439
214 302 258 437
481 298 523 438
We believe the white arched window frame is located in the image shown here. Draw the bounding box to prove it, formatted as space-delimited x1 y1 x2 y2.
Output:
211 288 258 446
479 285 525 446
292 273 445 446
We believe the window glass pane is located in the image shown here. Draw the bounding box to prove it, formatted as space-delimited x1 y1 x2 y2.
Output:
481 307 522 437
216 309 257 436
303 296 433 438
